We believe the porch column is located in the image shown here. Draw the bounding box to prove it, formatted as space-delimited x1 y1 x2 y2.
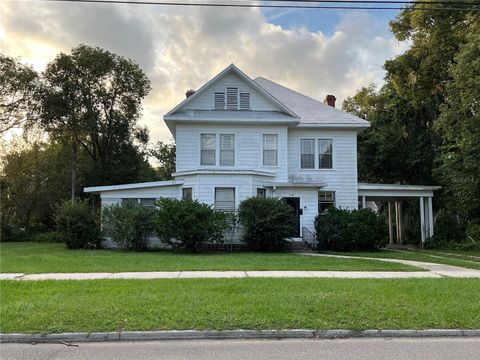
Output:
419 196 425 246
362 196 366 209
395 201 403 244
428 197 434 238
388 202 393 244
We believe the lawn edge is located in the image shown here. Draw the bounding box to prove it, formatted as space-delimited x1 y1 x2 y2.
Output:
2 329 480 343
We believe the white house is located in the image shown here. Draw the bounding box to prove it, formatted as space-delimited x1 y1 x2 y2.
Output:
85 64 439 247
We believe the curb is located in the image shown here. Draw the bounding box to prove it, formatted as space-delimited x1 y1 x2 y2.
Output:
2 329 480 343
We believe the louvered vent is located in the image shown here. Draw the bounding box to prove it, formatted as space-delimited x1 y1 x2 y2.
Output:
214 92 225 110
226 87 238 110
239 92 250 110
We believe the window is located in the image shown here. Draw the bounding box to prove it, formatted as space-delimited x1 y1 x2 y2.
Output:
318 191 335 214
214 92 225 110
220 134 235 166
300 139 315 169
182 188 193 201
226 87 238 110
122 198 156 209
201 134 216 165
239 92 251 110
257 188 266 198
122 198 138 206
215 188 235 213
319 139 333 169
263 134 278 166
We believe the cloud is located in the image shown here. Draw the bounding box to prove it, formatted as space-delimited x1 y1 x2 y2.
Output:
1 2 407 143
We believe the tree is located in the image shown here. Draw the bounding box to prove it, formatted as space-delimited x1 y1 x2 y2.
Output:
0 54 40 133
40 44 152 198
149 141 176 180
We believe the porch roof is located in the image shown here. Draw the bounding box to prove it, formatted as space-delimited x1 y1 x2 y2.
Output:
358 183 441 200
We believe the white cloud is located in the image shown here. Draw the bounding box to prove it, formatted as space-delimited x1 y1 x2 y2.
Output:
1 2 408 143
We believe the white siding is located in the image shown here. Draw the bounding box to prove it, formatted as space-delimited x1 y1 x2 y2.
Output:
100 185 181 200
176 123 288 182
288 129 359 210
184 73 280 111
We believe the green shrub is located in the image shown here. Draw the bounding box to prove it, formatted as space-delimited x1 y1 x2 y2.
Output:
154 198 227 251
466 223 480 244
315 208 387 252
54 199 101 249
32 231 63 243
102 203 156 251
238 197 296 252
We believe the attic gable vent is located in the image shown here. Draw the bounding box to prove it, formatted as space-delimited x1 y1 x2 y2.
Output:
239 92 251 110
226 87 239 110
214 92 225 110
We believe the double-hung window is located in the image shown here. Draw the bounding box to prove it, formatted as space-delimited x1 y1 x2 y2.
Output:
182 188 193 201
215 187 235 213
220 134 235 166
263 134 278 166
201 134 216 165
318 139 333 169
300 139 315 169
318 191 335 214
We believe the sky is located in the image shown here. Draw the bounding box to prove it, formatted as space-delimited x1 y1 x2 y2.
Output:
0 1 410 144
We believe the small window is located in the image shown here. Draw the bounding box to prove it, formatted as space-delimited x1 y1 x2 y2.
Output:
239 92 250 110
215 187 235 213
122 198 138 206
220 134 235 166
301 139 315 169
263 134 278 166
140 198 156 210
182 188 193 201
201 134 216 165
214 92 225 110
319 139 333 169
226 87 238 110
318 191 335 214
257 188 266 198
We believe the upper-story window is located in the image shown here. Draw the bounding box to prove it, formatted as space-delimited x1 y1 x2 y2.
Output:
318 139 333 169
214 87 251 110
263 134 278 166
300 139 315 169
300 138 333 169
201 134 216 165
220 134 235 166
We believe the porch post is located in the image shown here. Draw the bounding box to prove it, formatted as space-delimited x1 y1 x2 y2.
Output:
362 196 366 209
428 197 434 238
398 201 403 244
395 201 402 244
388 202 393 244
419 196 425 246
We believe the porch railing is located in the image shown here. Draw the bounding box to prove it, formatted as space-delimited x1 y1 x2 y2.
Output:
302 227 317 250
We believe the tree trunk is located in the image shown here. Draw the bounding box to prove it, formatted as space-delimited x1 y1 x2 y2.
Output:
71 140 77 201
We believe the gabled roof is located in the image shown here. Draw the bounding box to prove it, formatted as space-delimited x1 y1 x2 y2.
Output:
254 77 370 129
165 64 298 119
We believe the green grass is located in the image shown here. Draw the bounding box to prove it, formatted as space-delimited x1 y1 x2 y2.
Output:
0 243 420 273
1 278 479 333
326 250 480 270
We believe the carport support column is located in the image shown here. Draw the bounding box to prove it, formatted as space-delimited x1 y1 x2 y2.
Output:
420 197 425 246
428 197 434 238
388 202 393 244
362 196 366 209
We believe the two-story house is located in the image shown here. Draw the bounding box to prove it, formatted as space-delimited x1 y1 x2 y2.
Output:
85 64 439 247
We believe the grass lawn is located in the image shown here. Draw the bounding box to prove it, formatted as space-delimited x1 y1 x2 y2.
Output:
326 249 480 270
1 278 479 333
0 242 420 273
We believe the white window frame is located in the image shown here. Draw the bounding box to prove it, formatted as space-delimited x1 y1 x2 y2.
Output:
219 134 235 166
182 187 193 201
200 133 217 166
214 187 236 213
262 134 278 167
300 139 315 169
318 139 333 169
298 137 335 170
199 133 237 167
318 191 336 214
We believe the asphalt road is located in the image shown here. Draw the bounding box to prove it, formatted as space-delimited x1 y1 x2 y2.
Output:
1 337 480 360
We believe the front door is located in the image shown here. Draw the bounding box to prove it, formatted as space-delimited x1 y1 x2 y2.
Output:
283 197 301 237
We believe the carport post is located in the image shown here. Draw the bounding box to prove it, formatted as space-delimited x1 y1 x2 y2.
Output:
388 202 393 244
428 197 434 238
362 196 366 209
420 196 425 246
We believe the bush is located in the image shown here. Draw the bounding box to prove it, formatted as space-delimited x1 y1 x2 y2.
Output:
425 209 467 249
238 197 296 252
32 231 63 243
102 203 156 251
315 208 387 252
154 198 227 251
54 199 101 249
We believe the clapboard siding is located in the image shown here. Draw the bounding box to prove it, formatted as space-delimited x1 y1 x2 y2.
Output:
287 129 358 210
100 186 181 200
176 123 288 182
185 73 280 111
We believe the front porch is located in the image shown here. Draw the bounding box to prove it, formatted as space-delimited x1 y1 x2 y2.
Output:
358 183 441 246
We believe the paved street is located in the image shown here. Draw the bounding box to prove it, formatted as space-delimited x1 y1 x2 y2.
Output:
2 338 480 360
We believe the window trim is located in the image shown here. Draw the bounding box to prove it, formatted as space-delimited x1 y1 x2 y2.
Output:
200 133 217 166
257 188 266 198
298 137 335 170
214 187 236 213
318 138 333 169
300 138 315 169
182 187 193 201
318 190 336 214
219 133 235 166
262 133 278 167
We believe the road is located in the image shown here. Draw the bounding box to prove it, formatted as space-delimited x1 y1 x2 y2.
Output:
2 338 480 360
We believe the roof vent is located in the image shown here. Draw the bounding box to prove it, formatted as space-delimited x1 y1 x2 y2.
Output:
323 95 336 107
186 89 195 98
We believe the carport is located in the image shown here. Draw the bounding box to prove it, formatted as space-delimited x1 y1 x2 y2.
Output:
358 183 441 246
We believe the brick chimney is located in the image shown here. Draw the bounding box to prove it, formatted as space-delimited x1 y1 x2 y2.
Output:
323 94 336 107
185 89 195 98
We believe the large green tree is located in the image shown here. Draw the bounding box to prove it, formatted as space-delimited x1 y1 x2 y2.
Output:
40 44 152 197
149 141 176 180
